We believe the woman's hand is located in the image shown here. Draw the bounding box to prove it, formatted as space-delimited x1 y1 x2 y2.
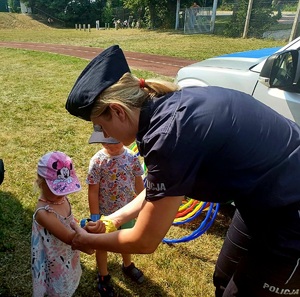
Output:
85 220 106 234
71 221 95 255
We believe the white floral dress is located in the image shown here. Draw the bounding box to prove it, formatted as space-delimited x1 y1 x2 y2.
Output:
86 147 144 215
31 199 82 297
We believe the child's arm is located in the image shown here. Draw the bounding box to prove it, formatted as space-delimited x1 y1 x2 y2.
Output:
88 183 100 219
35 209 77 245
135 175 145 196
87 183 117 233
35 209 95 254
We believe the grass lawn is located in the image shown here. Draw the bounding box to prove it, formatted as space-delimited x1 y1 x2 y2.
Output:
0 12 289 297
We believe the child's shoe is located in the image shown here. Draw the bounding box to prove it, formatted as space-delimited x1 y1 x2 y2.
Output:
122 262 144 284
97 274 115 297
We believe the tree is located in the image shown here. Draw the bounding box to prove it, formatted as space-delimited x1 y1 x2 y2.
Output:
23 0 196 29
8 0 20 12
123 0 191 29
224 0 277 38
22 0 105 27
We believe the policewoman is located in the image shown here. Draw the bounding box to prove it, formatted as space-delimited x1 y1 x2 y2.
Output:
65 45 300 297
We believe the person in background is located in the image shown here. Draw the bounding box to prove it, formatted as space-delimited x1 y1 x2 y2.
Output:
65 45 300 297
31 151 103 297
190 2 200 28
191 2 200 8
87 127 145 297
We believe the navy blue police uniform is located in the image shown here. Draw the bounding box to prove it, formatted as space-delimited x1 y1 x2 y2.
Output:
136 86 300 297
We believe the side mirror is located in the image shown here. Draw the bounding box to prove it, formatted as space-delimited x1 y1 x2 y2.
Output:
259 50 300 92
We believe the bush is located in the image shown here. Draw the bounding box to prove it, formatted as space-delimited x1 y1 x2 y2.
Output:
224 0 278 38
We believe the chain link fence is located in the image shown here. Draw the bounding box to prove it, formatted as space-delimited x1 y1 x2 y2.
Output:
179 1 299 40
184 7 212 34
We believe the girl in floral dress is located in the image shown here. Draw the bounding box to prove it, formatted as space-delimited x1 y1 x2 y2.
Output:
31 151 99 296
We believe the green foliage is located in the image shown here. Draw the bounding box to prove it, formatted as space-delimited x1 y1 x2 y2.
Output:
219 1 235 11
26 0 106 27
250 1 279 37
132 0 181 29
224 0 278 38
281 1 298 12
8 0 20 12
27 0 201 30
102 5 113 24
123 0 148 10
0 0 8 12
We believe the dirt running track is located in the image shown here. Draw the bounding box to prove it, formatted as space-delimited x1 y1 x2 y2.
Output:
0 41 198 77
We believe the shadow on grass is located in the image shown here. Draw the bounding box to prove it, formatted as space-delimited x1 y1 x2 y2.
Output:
0 190 33 296
76 261 169 297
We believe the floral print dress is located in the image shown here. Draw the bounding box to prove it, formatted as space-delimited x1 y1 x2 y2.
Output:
86 147 144 215
31 199 81 297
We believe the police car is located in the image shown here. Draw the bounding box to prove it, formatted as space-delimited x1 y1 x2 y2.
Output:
175 36 300 125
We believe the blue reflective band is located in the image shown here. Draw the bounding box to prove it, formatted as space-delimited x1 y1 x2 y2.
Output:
80 218 92 227
219 47 281 58
90 214 100 222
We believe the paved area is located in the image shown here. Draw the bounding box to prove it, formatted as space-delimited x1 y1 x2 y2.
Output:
0 41 198 77
278 12 298 24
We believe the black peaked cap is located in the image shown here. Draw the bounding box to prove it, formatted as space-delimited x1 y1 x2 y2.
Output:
65 45 130 121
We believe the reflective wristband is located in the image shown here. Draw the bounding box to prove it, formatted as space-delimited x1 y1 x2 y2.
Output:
100 216 117 233
80 218 92 228
90 214 100 222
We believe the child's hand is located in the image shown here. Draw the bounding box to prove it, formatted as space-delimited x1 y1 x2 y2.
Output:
85 220 106 234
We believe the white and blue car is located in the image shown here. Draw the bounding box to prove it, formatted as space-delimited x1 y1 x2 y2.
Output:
175 37 300 125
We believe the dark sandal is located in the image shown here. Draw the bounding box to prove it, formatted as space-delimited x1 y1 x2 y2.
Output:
122 262 144 284
97 274 115 297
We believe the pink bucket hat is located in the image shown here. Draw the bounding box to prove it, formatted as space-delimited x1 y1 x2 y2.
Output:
37 151 81 195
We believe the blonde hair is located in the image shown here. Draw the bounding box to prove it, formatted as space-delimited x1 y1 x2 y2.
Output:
34 175 46 193
90 72 179 121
